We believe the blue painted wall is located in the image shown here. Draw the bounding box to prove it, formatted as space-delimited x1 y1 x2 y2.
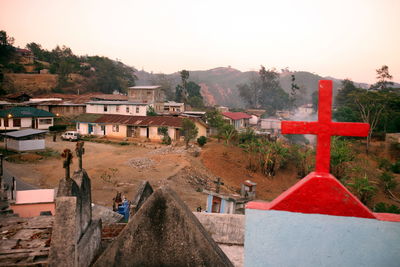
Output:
244 209 400 267
206 195 213 213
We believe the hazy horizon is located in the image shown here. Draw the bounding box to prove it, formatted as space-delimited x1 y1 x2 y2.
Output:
1 0 399 84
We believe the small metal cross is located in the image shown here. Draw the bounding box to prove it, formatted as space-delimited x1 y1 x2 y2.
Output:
75 141 85 170
61 149 73 179
214 177 224 193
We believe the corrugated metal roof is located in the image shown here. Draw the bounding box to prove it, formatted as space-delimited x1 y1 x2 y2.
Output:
0 107 55 118
128 86 161 89
2 129 47 138
92 114 207 128
86 101 147 105
222 112 252 120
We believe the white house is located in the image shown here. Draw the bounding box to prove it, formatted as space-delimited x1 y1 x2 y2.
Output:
76 115 207 141
260 118 281 134
2 129 47 151
222 112 252 130
155 101 185 114
86 101 148 116
76 114 208 141
0 107 55 130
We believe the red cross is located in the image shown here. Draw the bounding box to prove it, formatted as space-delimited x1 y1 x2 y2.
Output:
281 80 370 173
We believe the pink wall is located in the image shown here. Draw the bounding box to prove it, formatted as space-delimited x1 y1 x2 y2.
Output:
11 203 55 218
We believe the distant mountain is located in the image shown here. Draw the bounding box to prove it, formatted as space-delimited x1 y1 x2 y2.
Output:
136 67 370 108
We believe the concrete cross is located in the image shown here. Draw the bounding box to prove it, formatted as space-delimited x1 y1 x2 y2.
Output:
75 141 85 170
214 178 224 193
62 149 73 179
282 80 370 173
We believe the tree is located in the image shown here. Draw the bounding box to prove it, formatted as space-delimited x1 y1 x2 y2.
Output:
182 118 198 148
335 79 362 107
238 73 262 108
352 91 386 153
219 124 237 145
289 74 300 110
0 30 16 65
147 106 157 116
159 126 171 145
175 70 189 103
238 66 289 115
186 81 204 108
372 65 393 90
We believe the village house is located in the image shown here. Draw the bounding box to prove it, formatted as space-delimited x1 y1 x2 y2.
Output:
297 103 314 116
222 112 251 130
76 114 207 141
246 109 266 125
155 101 185 114
127 85 164 105
2 129 47 151
85 101 148 116
260 117 281 135
0 106 55 130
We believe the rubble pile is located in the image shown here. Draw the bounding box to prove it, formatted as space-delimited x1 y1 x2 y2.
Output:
148 146 186 155
128 158 155 169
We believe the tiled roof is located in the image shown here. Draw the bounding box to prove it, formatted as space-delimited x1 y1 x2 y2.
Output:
0 107 54 118
222 112 252 120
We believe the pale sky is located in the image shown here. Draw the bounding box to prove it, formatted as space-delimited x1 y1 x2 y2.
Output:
1 0 399 83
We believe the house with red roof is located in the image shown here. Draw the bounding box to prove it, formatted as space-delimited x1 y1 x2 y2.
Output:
222 112 252 130
75 114 208 141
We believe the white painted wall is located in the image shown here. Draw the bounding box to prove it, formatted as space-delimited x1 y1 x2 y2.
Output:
249 115 259 125
86 104 147 116
0 117 53 130
7 138 45 151
260 119 281 130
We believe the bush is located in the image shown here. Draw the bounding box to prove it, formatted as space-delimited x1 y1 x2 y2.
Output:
197 136 207 147
377 157 392 171
379 171 397 193
347 175 376 205
49 125 67 132
119 141 129 146
237 128 256 144
391 160 400 174
374 202 400 214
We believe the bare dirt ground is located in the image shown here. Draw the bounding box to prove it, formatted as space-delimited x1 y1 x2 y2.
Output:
4 136 400 211
5 136 217 210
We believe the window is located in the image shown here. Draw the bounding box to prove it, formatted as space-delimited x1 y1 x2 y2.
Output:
126 107 129 113
104 105 108 112
13 118 21 127
39 119 52 124
112 125 119 132
116 105 120 112
77 123 80 130
4 118 8 127
136 107 139 113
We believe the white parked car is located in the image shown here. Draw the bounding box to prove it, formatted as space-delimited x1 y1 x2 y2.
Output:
61 131 80 141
